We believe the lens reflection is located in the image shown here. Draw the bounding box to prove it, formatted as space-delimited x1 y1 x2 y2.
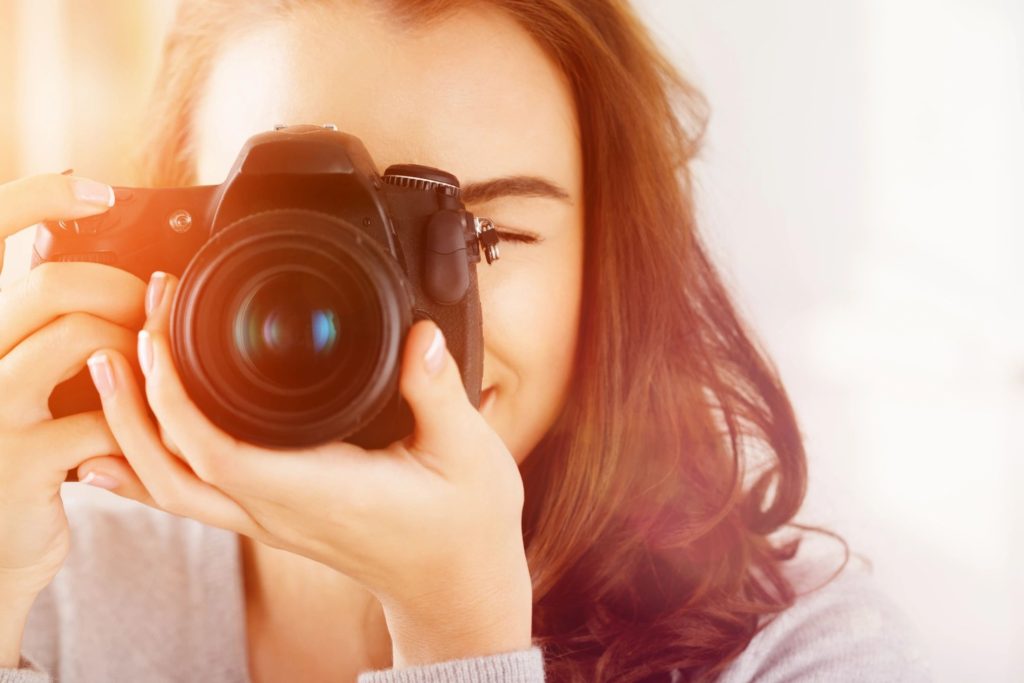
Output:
234 271 353 388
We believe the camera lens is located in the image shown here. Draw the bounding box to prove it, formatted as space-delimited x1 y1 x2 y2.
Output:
233 270 354 388
171 209 413 448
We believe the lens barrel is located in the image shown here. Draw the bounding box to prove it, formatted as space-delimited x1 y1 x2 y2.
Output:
170 209 414 448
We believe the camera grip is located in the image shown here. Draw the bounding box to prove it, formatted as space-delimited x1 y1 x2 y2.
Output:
31 185 218 282
29 185 217 448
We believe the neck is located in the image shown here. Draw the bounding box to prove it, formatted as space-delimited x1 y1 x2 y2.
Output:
240 535 393 681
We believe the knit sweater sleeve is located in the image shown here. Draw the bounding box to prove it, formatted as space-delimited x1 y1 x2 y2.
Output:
356 645 545 683
0 655 50 683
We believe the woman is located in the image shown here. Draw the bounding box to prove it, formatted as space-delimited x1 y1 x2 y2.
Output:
0 1 930 681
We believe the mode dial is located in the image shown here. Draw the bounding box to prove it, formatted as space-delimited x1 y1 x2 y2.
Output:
382 164 461 197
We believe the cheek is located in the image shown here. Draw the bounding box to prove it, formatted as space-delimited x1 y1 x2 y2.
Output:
476 230 583 458
486 267 579 368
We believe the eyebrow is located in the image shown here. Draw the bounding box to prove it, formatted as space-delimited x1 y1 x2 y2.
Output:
461 175 573 205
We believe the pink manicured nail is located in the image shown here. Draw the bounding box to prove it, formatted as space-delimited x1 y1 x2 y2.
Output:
424 326 446 376
69 178 115 208
86 353 116 398
138 330 153 376
145 272 167 317
81 471 119 490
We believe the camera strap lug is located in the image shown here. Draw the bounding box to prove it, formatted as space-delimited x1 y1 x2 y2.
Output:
473 217 501 264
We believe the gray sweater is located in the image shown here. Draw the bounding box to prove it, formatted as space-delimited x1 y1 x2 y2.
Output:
1 494 932 682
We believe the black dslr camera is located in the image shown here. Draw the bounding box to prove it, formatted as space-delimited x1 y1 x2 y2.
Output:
33 124 501 449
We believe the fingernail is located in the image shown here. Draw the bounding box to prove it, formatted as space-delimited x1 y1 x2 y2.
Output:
86 353 116 398
145 272 167 317
81 471 119 490
423 325 446 376
69 178 115 208
138 330 153 376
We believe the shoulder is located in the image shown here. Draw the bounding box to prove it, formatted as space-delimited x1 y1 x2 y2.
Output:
714 549 934 683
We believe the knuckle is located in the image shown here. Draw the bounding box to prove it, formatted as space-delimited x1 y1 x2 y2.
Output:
26 261 62 300
86 412 118 446
58 174 90 210
55 310 97 337
190 450 227 484
37 173 74 201
150 481 184 514
156 425 227 487
77 409 109 435
51 312 109 351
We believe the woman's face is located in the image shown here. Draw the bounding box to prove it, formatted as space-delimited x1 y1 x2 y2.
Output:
192 3 583 463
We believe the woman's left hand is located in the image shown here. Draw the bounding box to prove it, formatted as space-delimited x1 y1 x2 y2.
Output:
80 272 533 667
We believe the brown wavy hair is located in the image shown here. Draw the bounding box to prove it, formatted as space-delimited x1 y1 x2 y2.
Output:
137 1 849 681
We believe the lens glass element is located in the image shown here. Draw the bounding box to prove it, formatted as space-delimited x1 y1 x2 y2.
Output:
233 270 369 389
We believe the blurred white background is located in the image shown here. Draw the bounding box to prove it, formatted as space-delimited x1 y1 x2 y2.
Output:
635 1 1023 681
1 1 1021 681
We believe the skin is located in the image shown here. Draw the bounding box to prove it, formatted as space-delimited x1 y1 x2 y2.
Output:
0 3 583 681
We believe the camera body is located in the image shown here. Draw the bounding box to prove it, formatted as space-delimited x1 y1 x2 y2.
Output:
33 124 500 449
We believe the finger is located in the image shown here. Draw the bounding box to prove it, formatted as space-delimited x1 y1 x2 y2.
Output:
75 455 156 507
86 347 266 538
0 261 146 359
0 312 136 416
0 173 114 244
398 319 481 470
3 411 122 488
139 272 284 489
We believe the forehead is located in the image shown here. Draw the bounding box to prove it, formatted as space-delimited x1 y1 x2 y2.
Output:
193 3 581 192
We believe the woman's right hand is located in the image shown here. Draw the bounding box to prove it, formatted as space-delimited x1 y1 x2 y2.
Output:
0 173 147 610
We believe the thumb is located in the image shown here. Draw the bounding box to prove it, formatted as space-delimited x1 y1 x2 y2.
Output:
76 456 157 509
398 319 477 459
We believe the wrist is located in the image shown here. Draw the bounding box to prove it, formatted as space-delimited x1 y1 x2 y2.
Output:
0 592 37 668
382 558 533 668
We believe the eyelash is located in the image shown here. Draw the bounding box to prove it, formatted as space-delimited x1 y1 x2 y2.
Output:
494 229 540 244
